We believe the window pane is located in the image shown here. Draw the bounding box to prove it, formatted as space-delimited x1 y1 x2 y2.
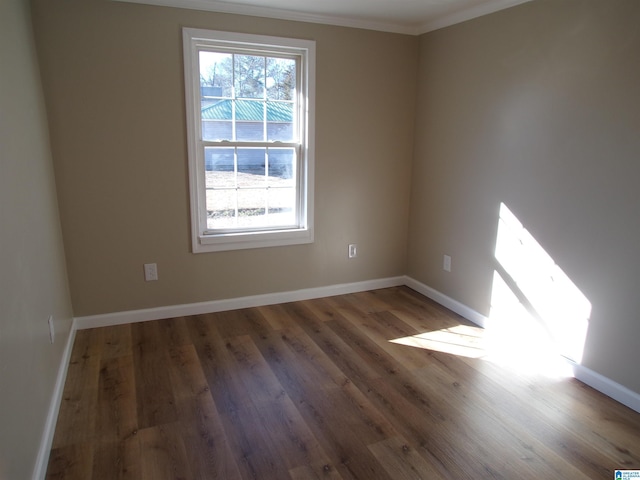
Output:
202 120 232 141
205 147 235 188
237 148 265 188
268 148 295 186
267 123 293 142
237 189 267 227
267 187 296 226
199 51 232 97
267 57 296 101
236 122 264 141
206 188 236 230
235 99 265 141
267 101 294 141
201 97 233 141
235 55 265 99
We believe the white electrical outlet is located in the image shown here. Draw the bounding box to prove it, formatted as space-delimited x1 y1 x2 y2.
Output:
348 244 358 258
144 263 158 281
443 255 452 272
48 315 55 344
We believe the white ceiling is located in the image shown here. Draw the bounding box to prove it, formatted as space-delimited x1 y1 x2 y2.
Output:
114 0 532 35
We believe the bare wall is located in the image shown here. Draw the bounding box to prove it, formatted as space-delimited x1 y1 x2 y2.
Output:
31 0 418 317
408 0 640 393
0 0 74 477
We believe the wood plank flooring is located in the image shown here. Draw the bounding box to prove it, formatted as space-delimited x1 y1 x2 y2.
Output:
46 287 640 479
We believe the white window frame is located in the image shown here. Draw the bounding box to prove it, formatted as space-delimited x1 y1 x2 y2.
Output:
183 28 315 253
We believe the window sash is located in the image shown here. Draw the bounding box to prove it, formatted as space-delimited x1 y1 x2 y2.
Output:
200 144 302 234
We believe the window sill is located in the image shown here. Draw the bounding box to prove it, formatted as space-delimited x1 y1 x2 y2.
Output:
194 227 314 253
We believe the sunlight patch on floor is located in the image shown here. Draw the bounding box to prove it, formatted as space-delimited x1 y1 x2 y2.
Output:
390 325 487 359
389 308 574 378
494 202 591 365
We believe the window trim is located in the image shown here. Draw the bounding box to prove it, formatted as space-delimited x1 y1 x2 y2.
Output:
183 28 315 253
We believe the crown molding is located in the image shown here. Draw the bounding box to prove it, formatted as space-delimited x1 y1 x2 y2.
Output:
112 0 420 35
417 0 532 34
112 0 532 35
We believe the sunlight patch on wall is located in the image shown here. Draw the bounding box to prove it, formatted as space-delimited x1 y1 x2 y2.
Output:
494 202 591 365
485 270 575 377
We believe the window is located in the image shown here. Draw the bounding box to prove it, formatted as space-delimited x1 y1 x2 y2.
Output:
183 28 315 253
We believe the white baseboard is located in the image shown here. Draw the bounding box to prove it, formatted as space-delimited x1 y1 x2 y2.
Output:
32 321 77 480
75 276 406 330
402 275 489 328
570 362 640 414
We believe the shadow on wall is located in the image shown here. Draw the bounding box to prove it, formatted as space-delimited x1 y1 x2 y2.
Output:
392 203 591 378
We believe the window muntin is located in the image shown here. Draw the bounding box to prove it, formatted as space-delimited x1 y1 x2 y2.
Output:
183 29 314 252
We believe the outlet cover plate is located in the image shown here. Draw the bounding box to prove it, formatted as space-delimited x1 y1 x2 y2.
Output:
144 263 158 281
48 315 55 344
443 255 451 272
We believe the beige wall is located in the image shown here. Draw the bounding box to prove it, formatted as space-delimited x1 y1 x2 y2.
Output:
0 0 74 477
409 0 640 392
31 0 418 317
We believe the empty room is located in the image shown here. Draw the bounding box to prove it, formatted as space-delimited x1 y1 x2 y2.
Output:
2 0 640 478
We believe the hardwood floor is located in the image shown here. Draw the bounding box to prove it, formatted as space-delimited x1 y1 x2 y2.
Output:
46 287 640 479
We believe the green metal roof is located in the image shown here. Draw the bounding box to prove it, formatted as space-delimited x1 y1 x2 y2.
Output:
202 99 293 122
